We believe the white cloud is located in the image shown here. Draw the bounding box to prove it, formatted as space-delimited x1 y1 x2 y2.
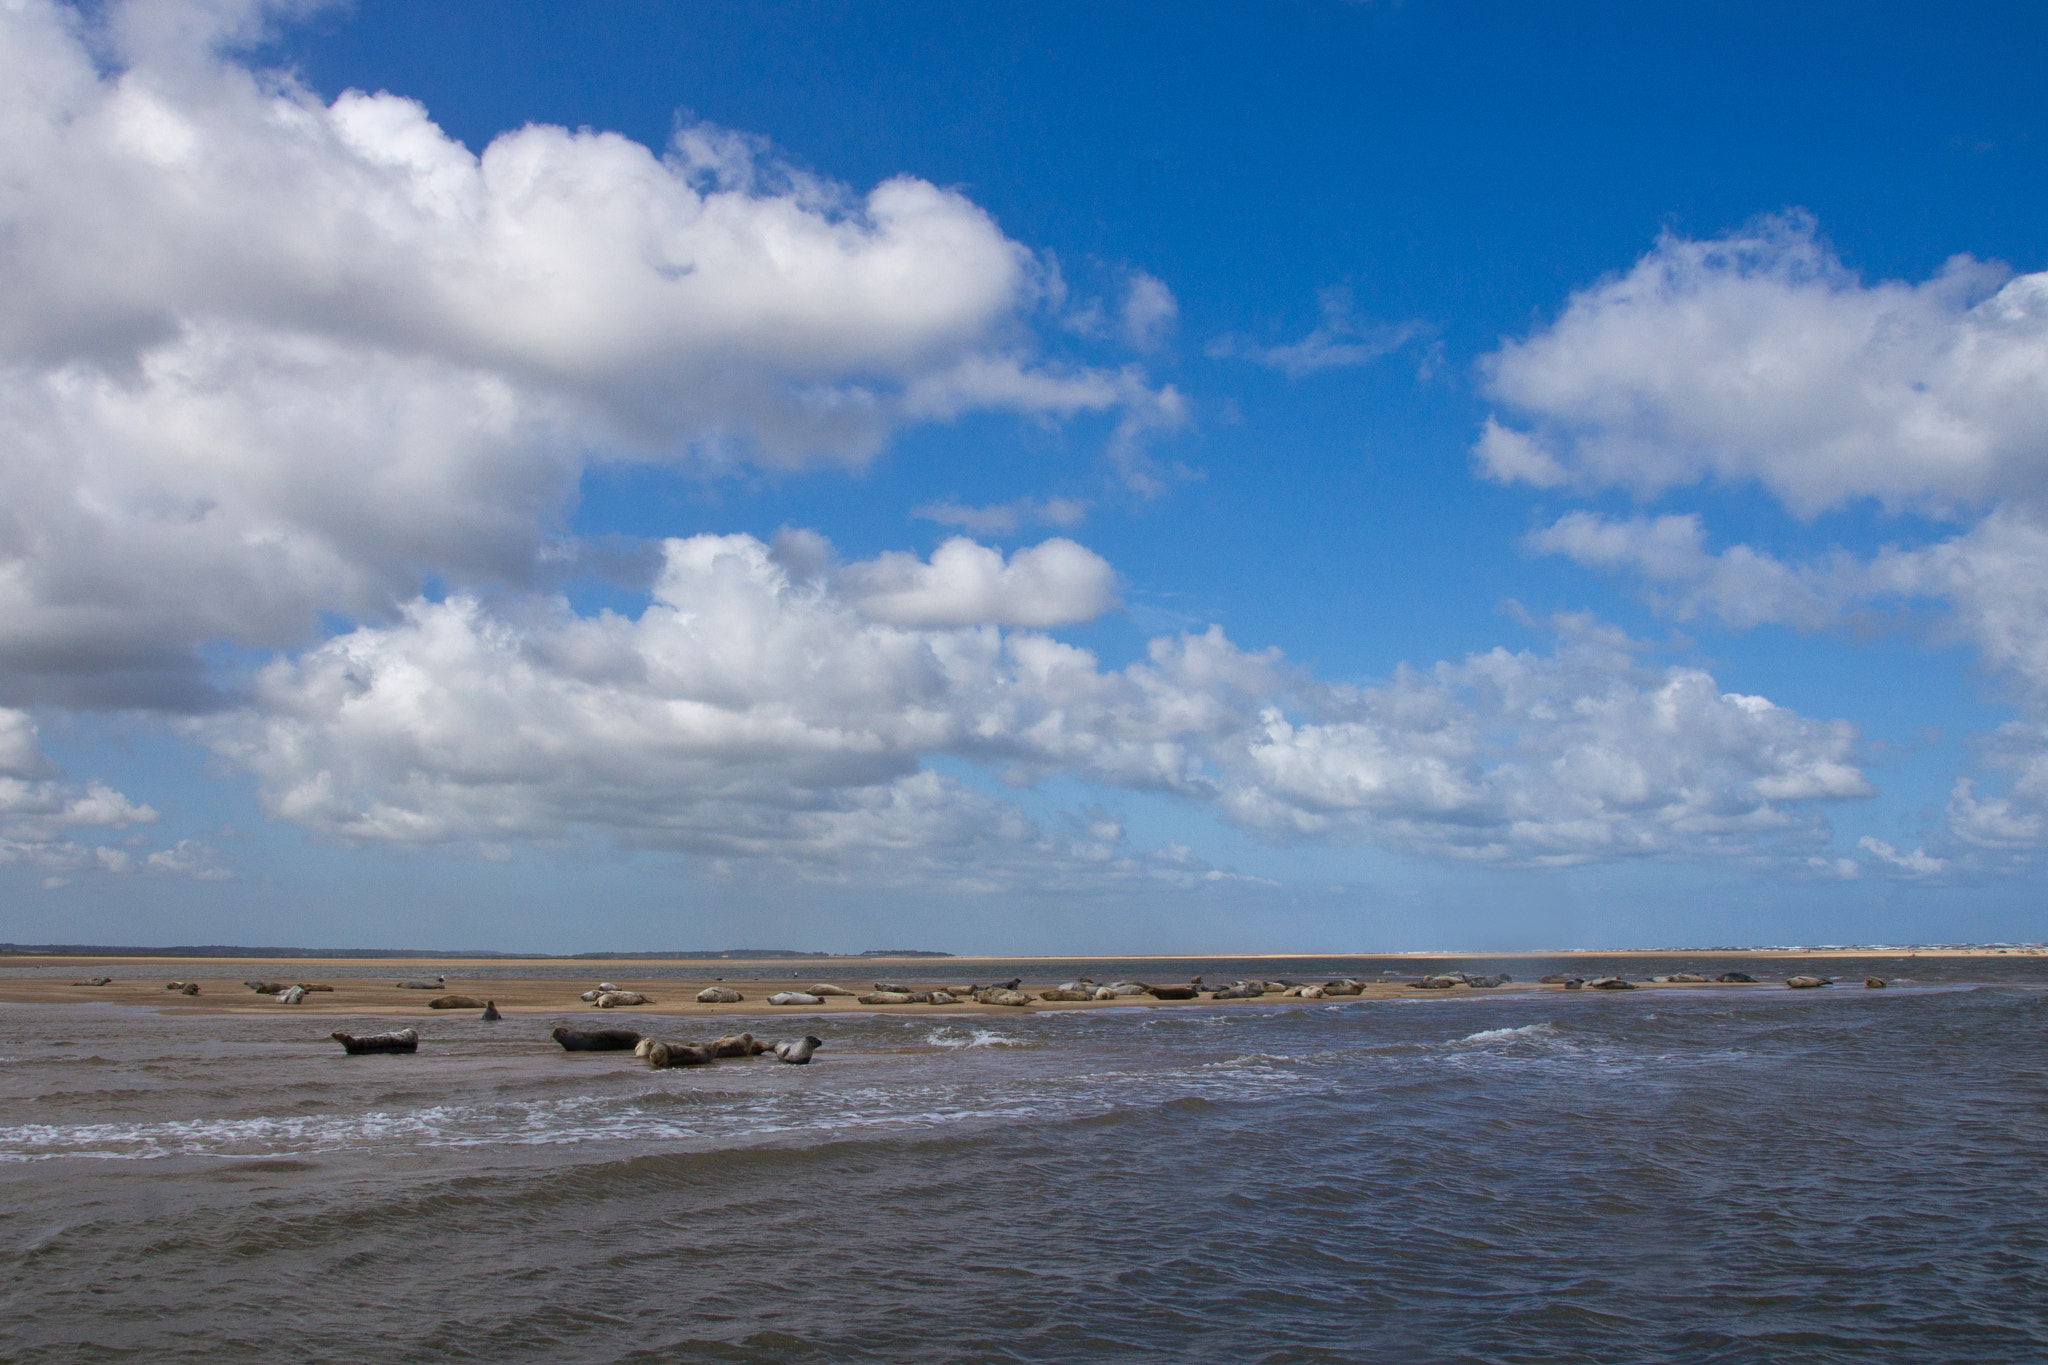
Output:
0 0 1177 709
0 705 224 877
1479 213 2048 516
1210 287 1434 377
838 537 1118 627
912 496 1089 535
1529 480 2048 867
1121 272 1179 351
1857 835 1947 877
197 535 1871 877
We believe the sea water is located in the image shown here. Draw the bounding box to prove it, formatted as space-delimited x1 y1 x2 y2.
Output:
2 956 2045 1362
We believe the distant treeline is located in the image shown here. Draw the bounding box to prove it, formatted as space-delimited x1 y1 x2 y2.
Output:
0 944 952 960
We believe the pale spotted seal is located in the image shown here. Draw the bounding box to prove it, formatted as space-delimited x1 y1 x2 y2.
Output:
771 1036 823 1064
696 986 745 1003
332 1027 418 1055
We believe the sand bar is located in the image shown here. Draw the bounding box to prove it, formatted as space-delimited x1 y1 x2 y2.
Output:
0 953 1937 1017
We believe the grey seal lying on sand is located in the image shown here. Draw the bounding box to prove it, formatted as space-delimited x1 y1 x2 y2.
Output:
73 977 111 987
1786 975 1833 989
974 988 1033 1006
428 994 486 1009
1586 977 1637 991
645 1041 716 1068
396 977 445 990
1147 984 1198 1000
696 986 745 1003
166 981 199 995
769 991 823 1006
332 1027 418 1055
593 991 652 1008
551 1026 642 1052
772 1036 823 1064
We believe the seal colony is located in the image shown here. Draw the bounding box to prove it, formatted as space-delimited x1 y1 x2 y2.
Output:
9 965 1898 1020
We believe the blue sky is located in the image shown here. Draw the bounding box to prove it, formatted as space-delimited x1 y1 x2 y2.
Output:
1 0 2044 951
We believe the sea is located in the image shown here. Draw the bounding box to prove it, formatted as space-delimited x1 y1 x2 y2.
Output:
2 954 2045 1363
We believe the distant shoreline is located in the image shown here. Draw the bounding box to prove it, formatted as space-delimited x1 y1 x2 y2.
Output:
1 946 2041 969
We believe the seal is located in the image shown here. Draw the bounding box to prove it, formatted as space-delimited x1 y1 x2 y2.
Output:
1786 975 1833 989
1147 985 1198 1000
428 994 486 1009
1036 988 1094 1002
551 1026 641 1052
974 988 1032 1006
593 991 652 1008
1586 977 1637 991
332 1027 419 1055
395 977 446 990
481 1000 503 1020
771 1035 823 1064
709 1032 767 1057
808 984 859 997
245 980 288 994
1864 976 1888 989
73 977 111 987
166 981 199 995
646 1041 716 1068
696 987 745 1003
769 991 823 1006
1715 971 1757 983
859 991 913 1004
276 985 307 1004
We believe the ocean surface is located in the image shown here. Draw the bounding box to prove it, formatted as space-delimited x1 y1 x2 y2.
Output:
3 955 2046 1363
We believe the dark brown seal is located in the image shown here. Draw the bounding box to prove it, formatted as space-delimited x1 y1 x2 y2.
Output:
551 1026 641 1052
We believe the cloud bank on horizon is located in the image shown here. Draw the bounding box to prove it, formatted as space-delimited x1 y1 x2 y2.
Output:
1 0 2042 944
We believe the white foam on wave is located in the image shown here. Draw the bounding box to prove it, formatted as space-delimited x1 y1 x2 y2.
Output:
1457 1023 1559 1045
922 1028 1029 1050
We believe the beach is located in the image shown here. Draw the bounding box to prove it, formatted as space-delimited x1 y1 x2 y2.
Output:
3 954 2046 1362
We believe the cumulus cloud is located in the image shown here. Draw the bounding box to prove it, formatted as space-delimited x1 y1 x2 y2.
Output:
196 535 1871 877
838 537 1117 627
0 706 224 877
0 0 1178 709
1479 212 2048 516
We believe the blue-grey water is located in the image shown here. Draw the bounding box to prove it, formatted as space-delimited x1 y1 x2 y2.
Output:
2 956 2046 1362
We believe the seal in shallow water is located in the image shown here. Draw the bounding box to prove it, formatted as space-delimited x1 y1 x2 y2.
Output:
772 1035 823 1064
551 1026 641 1052
709 1032 767 1057
481 1000 502 1020
646 1041 716 1068
332 1027 419 1055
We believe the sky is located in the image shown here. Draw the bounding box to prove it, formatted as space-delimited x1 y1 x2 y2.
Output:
1 0 2045 953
